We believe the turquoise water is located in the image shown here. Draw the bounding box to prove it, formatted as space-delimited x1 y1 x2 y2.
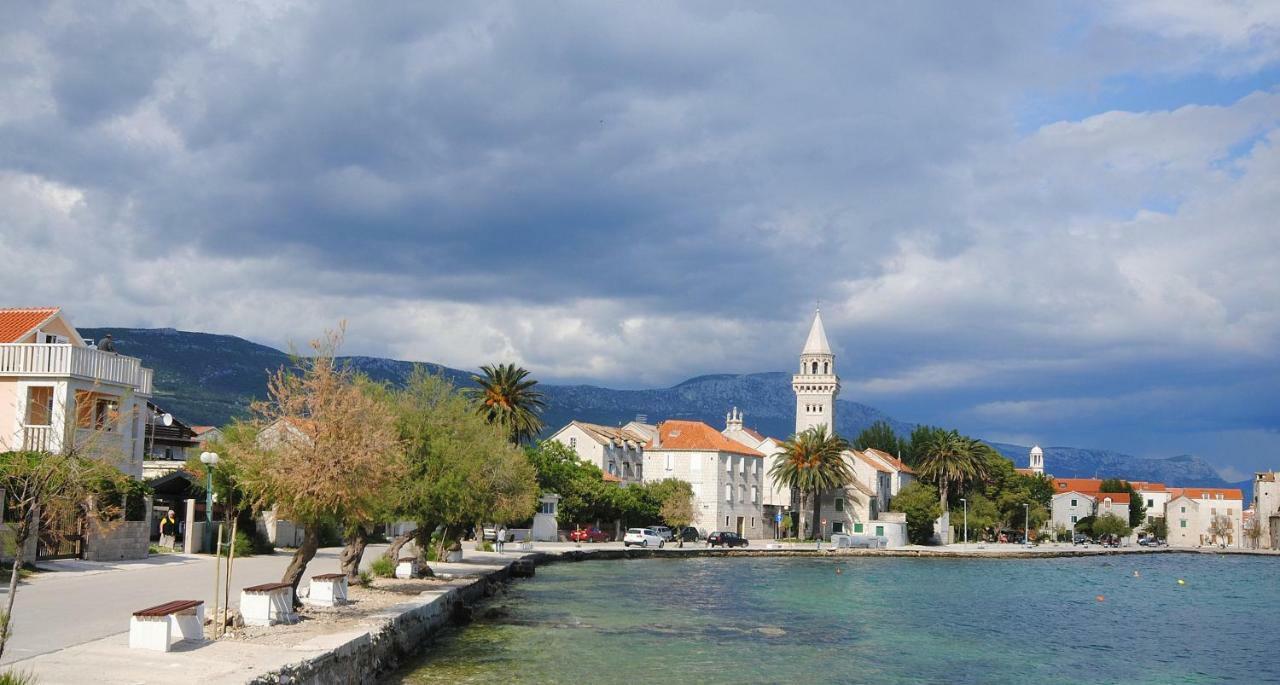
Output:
390 554 1280 684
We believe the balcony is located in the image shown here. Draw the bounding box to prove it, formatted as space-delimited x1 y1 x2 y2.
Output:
21 425 54 451
0 344 153 395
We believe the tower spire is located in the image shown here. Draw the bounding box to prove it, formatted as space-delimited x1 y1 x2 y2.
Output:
802 308 832 355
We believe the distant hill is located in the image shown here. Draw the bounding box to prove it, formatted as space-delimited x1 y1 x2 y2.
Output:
84 327 1240 492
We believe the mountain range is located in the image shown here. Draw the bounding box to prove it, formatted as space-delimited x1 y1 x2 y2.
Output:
82 327 1249 495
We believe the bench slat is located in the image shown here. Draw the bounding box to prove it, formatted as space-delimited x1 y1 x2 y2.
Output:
243 582 292 593
312 573 345 581
134 600 202 617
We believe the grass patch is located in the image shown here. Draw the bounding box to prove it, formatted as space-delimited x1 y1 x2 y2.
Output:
370 556 396 578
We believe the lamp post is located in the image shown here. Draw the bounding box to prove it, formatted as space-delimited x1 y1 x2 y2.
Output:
960 497 968 550
200 451 219 552
1023 503 1030 547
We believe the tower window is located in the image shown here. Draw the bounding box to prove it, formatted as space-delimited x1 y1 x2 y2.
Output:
812 361 818 374
823 362 829 374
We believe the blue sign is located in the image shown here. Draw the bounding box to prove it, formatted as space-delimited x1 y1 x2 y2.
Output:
775 512 783 523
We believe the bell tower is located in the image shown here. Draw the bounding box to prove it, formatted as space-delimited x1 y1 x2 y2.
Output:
792 308 839 435
1029 445 1044 476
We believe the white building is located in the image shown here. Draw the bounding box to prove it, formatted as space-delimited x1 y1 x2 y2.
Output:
546 421 647 485
1254 472 1279 549
642 419 765 538
1051 491 1097 531
721 407 791 537
1131 481 1170 528
0 307 153 476
1166 488 1244 548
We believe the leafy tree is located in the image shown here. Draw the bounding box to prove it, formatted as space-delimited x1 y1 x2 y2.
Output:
1099 479 1145 528
915 430 989 544
770 425 852 539
1092 513 1132 540
950 492 999 542
655 479 695 546
890 481 941 544
0 451 131 660
852 421 904 457
1074 515 1096 536
1243 516 1262 549
903 425 946 466
469 363 546 445
231 328 406 597
525 440 619 527
383 370 537 564
1142 516 1168 540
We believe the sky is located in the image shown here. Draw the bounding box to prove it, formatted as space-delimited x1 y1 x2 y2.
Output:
1 2 1278 478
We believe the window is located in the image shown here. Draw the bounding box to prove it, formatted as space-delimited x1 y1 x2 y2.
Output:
24 386 54 426
835 498 845 512
854 523 864 533
832 522 844 533
751 517 756 528
739 485 746 503
1180 506 1186 513
623 463 634 479
568 437 576 448
725 516 730 527
1071 499 1077 507
539 500 556 515
1180 519 1187 528
1071 515 1077 523
666 454 673 471
1147 498 1154 507
725 457 732 473
752 486 758 503
725 485 732 502
741 458 746 475
609 462 618 475
1227 508 1233 516
875 525 884 537
74 392 119 431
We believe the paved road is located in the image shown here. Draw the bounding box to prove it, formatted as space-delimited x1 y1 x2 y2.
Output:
0 545 387 665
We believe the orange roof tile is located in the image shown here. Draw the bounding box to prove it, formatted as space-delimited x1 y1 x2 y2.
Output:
1130 481 1168 492
1053 478 1104 494
1170 488 1244 501
0 307 60 343
1097 492 1131 504
853 450 891 473
863 447 916 474
651 420 763 456
602 472 622 483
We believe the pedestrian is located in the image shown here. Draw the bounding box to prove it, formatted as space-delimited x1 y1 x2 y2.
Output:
159 509 178 550
495 525 506 554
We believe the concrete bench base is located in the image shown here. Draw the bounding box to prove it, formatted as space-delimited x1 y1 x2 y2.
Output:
129 604 204 651
241 585 298 626
309 574 349 607
395 558 420 579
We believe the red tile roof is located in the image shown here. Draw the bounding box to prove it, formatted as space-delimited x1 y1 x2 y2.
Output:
1169 488 1244 501
1053 478 1104 494
1097 492 1131 504
1130 481 1168 492
0 307 60 343
651 420 763 456
864 447 916 474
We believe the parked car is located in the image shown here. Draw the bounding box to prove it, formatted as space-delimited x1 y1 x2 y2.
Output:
651 526 673 541
706 531 749 548
569 527 610 543
1072 534 1092 545
674 526 703 542
623 527 665 548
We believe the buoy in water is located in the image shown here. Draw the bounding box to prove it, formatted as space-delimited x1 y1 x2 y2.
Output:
1133 570 1140 578
835 567 843 575
1096 595 1105 602
1177 579 1186 585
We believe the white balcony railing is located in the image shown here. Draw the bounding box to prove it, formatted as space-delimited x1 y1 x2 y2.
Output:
22 425 54 451
0 344 153 395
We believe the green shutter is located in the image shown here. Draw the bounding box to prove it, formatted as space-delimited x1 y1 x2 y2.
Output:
854 523 864 533
875 525 884 536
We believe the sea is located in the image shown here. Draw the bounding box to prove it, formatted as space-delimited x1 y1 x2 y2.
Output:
388 553 1279 684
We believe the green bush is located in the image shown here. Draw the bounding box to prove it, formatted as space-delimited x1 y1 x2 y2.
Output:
0 669 37 685
218 530 254 558
317 521 343 547
370 556 396 578
358 570 374 587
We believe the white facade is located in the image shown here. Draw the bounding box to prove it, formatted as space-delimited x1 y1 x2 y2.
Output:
1134 483 1170 527
1166 490 1244 548
792 309 838 436
642 420 765 538
1051 491 1097 531
547 421 647 484
720 407 792 535
1255 472 1279 549
0 308 153 478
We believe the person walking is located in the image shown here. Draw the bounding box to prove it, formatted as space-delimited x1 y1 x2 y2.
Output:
159 509 178 550
495 525 507 554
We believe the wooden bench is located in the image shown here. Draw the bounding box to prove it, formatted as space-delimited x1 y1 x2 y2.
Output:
309 573 348 606
240 582 297 626
395 556 420 579
129 600 204 651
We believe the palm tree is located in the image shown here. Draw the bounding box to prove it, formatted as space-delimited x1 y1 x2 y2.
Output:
468 363 546 444
915 430 989 544
770 425 852 540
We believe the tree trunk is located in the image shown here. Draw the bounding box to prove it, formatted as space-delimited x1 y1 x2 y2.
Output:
339 525 370 582
384 529 416 562
797 492 809 541
281 525 319 607
812 489 823 541
0 527 28 662
938 483 950 545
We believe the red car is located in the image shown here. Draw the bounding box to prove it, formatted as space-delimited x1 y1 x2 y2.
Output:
569 527 610 543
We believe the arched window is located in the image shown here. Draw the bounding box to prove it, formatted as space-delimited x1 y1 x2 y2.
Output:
824 361 829 374
811 361 818 374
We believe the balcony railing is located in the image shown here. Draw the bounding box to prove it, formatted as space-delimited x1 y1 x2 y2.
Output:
22 425 54 451
0 344 153 395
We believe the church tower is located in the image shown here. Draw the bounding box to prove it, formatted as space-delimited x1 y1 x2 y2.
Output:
793 308 839 435
1029 445 1044 476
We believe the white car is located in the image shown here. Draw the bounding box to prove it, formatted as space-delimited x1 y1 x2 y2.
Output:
651 526 673 541
623 527 665 548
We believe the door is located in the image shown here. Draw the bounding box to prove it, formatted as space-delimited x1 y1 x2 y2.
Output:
37 507 85 560
736 516 744 536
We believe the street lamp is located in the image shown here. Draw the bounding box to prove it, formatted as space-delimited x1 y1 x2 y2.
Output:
200 451 219 552
1023 503 1030 547
960 497 968 550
